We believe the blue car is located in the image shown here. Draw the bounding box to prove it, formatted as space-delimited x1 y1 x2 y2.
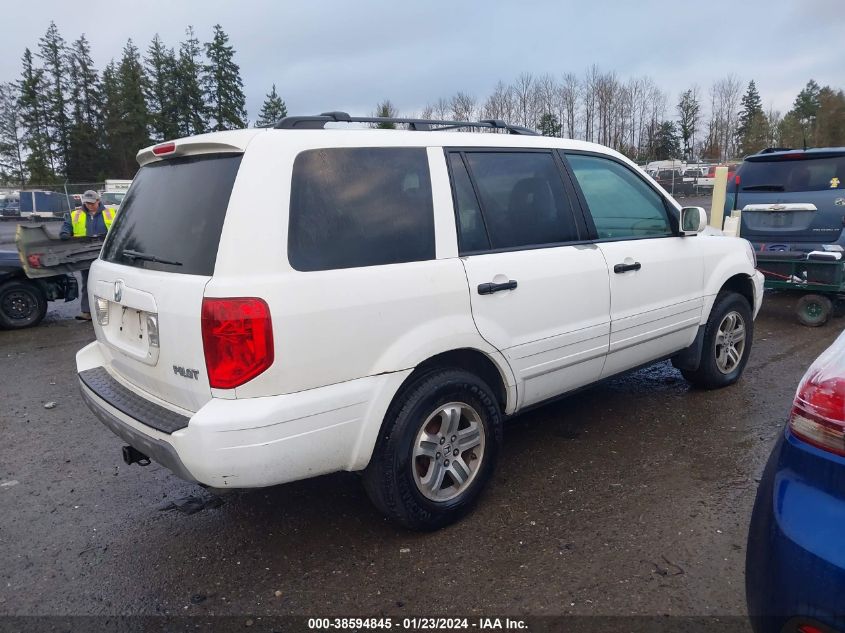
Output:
747 331 845 633
726 148 845 253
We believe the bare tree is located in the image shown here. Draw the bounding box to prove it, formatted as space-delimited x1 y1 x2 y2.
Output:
557 73 579 139
450 92 477 122
512 72 534 128
582 65 600 142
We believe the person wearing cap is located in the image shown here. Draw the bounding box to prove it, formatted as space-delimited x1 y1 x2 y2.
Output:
60 190 117 320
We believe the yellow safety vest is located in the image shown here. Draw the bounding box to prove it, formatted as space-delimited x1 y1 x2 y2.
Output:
71 207 116 237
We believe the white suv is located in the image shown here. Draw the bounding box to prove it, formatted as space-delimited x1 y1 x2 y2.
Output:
76 113 764 530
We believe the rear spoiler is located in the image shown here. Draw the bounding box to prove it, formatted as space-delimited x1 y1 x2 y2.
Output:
136 130 260 166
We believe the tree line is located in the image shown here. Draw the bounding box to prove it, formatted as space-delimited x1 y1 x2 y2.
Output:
404 70 844 164
0 22 283 185
2 22 844 187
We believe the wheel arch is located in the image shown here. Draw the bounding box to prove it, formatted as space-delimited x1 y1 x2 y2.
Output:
348 346 516 473
719 273 755 309
404 348 512 413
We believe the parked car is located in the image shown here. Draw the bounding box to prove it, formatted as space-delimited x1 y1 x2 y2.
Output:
726 148 845 253
695 164 739 191
0 250 78 329
746 330 845 633
76 114 764 530
654 168 694 197
99 191 126 209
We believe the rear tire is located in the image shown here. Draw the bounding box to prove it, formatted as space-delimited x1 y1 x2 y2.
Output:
681 291 753 389
0 280 47 329
795 293 832 327
362 369 502 531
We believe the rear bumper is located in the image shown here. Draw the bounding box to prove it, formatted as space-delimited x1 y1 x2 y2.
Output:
746 430 845 633
76 341 410 489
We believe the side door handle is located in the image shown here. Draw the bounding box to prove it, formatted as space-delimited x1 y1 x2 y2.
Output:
613 262 642 274
477 280 518 295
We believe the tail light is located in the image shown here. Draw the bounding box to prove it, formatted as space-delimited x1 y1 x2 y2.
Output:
201 298 274 389
152 141 176 156
790 368 845 457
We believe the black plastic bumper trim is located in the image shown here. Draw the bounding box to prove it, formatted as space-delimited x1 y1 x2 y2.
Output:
78 367 190 434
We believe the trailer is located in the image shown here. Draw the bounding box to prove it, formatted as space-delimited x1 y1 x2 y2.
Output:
756 251 845 326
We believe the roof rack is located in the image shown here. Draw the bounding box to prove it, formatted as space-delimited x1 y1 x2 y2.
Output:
273 111 538 135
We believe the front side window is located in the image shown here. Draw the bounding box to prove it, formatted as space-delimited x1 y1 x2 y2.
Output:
289 148 435 271
567 153 673 240
462 151 579 249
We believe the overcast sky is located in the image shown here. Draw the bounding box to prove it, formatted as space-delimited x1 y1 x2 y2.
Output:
5 0 844 123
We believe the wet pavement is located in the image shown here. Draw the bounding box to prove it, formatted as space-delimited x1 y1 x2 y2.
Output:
0 289 840 621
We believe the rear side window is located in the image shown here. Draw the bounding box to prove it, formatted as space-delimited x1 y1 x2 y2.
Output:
448 153 490 252
740 156 845 192
289 148 435 271
567 153 672 240
102 154 242 275
462 152 579 249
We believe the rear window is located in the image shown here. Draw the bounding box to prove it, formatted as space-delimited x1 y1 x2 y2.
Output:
740 155 845 192
102 154 241 275
288 147 435 271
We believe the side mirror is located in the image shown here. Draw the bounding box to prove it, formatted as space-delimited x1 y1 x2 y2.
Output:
680 206 707 235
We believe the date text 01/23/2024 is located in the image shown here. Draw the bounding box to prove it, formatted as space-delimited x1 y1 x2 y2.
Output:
307 617 528 630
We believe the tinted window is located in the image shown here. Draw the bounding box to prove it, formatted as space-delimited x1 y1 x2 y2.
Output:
463 152 578 249
289 148 435 271
567 154 672 239
739 156 845 192
102 154 241 275
448 153 489 252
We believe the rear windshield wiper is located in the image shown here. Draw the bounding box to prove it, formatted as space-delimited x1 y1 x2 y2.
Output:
121 249 183 266
741 184 785 191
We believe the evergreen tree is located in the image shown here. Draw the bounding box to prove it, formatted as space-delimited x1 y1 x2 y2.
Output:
175 26 207 136
18 48 53 183
653 121 681 159
373 100 397 128
102 42 150 178
66 35 103 181
736 80 767 156
145 34 180 141
203 24 247 131
255 84 287 126
37 21 70 176
791 79 822 148
538 112 562 137
0 82 25 185
815 87 845 147
676 88 700 159
116 40 150 176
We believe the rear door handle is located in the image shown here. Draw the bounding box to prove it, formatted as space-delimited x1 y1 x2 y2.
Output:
477 280 518 295
613 262 642 274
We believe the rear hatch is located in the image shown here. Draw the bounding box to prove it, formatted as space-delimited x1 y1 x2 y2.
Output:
730 151 845 249
91 150 243 412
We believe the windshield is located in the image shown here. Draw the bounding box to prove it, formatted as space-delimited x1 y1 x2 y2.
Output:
101 154 242 275
101 192 126 205
740 155 845 192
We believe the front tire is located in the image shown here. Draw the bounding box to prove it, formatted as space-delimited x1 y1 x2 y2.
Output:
0 280 47 329
681 291 753 389
362 369 502 531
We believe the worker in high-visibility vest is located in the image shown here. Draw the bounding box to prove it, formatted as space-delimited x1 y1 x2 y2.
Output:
60 190 117 321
